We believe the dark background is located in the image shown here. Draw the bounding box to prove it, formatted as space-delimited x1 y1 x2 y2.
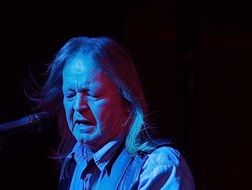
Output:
0 0 251 189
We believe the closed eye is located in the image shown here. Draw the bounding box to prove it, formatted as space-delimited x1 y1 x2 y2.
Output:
64 91 76 99
88 94 102 100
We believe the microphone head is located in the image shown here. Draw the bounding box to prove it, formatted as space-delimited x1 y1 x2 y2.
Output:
0 112 51 135
28 112 50 125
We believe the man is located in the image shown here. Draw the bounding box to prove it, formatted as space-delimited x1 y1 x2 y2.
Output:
37 36 195 189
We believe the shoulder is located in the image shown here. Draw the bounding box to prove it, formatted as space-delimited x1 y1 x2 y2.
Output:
138 144 195 189
142 138 180 167
141 138 191 173
146 146 181 167
137 140 195 189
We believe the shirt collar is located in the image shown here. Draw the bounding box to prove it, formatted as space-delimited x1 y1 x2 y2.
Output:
70 135 125 172
93 135 125 172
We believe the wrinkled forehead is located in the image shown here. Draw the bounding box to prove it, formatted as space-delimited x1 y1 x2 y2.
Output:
64 53 96 69
63 53 102 81
62 53 119 89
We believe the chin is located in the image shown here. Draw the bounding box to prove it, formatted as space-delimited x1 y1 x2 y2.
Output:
80 137 104 150
77 135 95 144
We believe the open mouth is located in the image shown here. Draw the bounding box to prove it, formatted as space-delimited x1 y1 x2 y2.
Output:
74 120 95 133
75 120 92 126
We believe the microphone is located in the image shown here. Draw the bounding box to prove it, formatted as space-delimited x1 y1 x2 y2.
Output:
0 112 50 134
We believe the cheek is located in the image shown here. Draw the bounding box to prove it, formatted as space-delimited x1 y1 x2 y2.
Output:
63 100 69 114
90 100 110 124
93 99 124 127
63 100 74 124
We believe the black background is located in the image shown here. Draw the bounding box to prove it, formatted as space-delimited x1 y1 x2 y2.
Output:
0 0 251 189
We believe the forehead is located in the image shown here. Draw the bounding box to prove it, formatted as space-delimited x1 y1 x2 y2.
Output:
64 53 96 72
62 53 115 90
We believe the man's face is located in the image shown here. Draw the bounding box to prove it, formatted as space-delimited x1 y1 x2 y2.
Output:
62 54 128 151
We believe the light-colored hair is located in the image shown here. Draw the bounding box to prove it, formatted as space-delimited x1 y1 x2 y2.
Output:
39 36 155 155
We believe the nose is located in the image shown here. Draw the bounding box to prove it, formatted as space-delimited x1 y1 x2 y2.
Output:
73 94 89 112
